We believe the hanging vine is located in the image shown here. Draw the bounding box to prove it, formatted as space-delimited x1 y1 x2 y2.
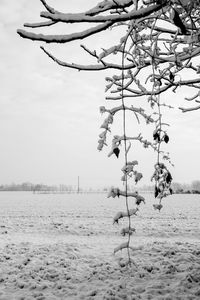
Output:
98 9 175 266
99 25 158 266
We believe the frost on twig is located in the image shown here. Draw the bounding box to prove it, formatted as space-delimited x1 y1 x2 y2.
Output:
114 241 141 255
179 104 200 113
114 241 129 254
120 161 144 185
85 0 133 16
113 208 138 224
153 203 163 211
24 20 57 28
120 227 136 236
179 90 200 112
107 187 145 202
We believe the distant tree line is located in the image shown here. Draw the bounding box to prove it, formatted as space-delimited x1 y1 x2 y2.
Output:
133 181 200 194
0 181 200 193
171 181 200 194
0 182 74 192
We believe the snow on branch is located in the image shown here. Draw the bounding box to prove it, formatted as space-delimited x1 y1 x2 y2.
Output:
17 21 114 43
39 3 164 24
85 0 134 16
40 46 138 71
40 0 58 14
179 105 200 113
17 1 166 42
17 0 200 111
24 20 57 28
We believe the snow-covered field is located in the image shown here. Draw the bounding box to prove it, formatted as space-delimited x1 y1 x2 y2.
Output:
0 192 200 299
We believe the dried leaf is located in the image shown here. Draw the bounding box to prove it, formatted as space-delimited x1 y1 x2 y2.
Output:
135 172 143 184
169 71 175 82
113 147 120 158
99 106 106 114
113 211 123 224
164 134 169 143
128 160 138 166
153 131 160 142
107 188 120 198
135 195 145 205
170 8 187 35
155 186 159 198
118 258 136 267
129 208 139 216
153 204 163 211
99 130 107 139
120 227 136 236
166 172 172 184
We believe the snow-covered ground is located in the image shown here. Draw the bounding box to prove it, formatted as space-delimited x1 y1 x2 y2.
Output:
0 192 200 299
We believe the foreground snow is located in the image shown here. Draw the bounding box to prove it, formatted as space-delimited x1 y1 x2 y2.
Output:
0 239 200 299
0 192 200 299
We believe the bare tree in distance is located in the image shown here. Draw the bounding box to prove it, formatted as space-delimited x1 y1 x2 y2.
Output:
191 180 200 192
17 0 200 266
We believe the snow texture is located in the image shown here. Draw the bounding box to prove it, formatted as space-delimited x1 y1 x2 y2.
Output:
0 192 200 299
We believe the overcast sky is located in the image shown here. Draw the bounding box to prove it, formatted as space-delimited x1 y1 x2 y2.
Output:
0 0 200 188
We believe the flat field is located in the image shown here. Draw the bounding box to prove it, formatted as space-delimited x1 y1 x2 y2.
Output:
0 192 200 299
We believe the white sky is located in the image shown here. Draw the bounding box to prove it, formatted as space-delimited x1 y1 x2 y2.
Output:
0 0 200 188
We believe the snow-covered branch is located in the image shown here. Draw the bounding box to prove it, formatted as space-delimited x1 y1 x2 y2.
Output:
18 21 114 43
85 0 133 16
39 3 164 24
17 1 167 43
179 105 200 113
